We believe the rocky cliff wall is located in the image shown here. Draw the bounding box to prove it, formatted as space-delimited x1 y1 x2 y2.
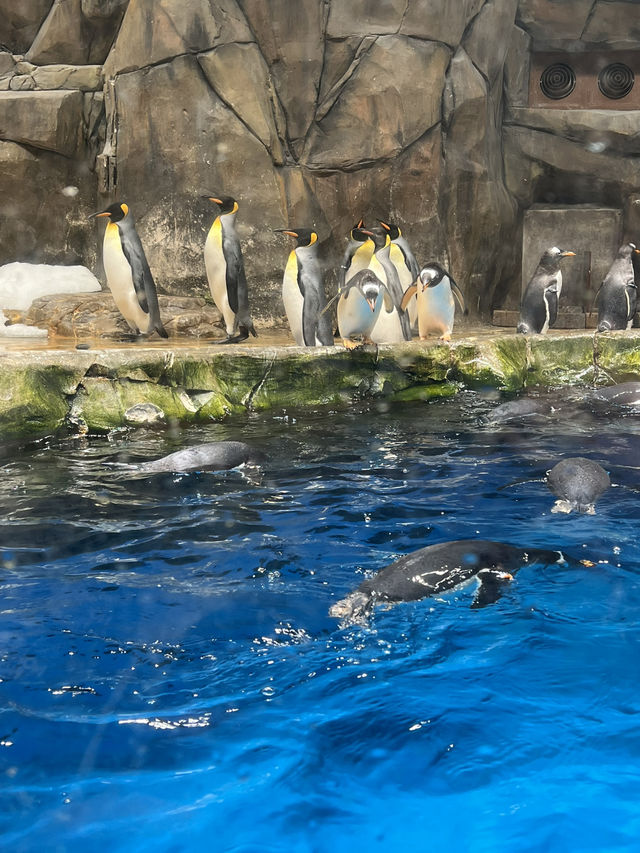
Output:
0 1 639 326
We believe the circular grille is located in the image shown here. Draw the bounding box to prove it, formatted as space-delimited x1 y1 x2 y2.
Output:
598 62 634 99
539 63 576 99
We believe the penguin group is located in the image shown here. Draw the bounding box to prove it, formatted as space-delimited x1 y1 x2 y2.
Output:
90 200 467 347
518 242 640 334
279 217 467 349
91 194 257 344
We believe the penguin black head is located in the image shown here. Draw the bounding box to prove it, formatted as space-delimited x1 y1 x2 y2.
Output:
355 269 384 311
419 263 447 289
277 228 318 248
363 227 389 251
205 195 238 215
351 227 372 244
539 246 576 270
379 220 401 240
89 202 129 222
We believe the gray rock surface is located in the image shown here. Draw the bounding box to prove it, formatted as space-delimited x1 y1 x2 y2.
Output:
0 90 83 155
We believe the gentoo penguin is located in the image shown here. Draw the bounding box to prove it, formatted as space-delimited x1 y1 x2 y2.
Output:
113 441 266 476
203 194 257 343
277 228 333 346
401 262 467 341
517 247 576 334
329 539 564 625
595 242 639 332
367 229 412 344
336 268 392 348
379 219 419 328
89 202 167 338
547 457 610 514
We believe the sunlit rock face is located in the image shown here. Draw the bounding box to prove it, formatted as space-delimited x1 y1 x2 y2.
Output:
1 1 640 325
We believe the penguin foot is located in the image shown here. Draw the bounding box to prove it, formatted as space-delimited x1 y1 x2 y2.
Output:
439 333 452 343
215 329 249 345
342 338 359 350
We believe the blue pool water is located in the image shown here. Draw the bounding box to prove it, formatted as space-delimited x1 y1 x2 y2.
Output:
2 391 640 852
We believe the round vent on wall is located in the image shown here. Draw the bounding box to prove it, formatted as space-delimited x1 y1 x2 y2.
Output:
539 63 576 99
598 63 634 99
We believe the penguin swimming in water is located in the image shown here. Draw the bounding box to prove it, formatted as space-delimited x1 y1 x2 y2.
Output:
546 457 610 514
339 220 375 292
336 268 392 348
517 247 576 334
203 194 257 343
89 202 168 338
595 242 639 332
401 262 467 341
367 229 412 344
379 219 420 328
329 539 564 625
111 441 266 476
277 228 333 346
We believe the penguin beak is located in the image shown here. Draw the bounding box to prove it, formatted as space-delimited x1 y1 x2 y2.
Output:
365 293 378 311
88 210 111 219
202 195 222 204
561 251 576 257
275 229 299 238
378 220 390 231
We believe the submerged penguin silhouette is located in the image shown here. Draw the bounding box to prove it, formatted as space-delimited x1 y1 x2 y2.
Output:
330 540 564 625
113 441 265 476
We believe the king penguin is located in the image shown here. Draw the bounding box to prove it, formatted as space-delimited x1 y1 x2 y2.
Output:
277 228 333 346
339 220 376 291
379 219 420 329
401 262 467 341
89 202 167 338
367 229 412 344
337 268 392 348
596 242 639 332
517 247 575 334
203 194 257 343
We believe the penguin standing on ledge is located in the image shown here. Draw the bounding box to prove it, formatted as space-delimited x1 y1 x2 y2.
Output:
336 268 392 348
89 202 167 338
517 247 575 334
277 228 333 346
339 220 375 291
401 262 467 341
595 242 639 332
367 229 412 344
203 194 257 343
379 219 420 329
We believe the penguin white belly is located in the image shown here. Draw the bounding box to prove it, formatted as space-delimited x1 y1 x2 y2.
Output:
418 284 455 339
282 252 305 346
368 255 404 344
390 244 418 328
103 223 150 333
204 220 236 335
338 290 379 340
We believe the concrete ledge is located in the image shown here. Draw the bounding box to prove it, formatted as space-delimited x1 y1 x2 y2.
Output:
0 330 639 441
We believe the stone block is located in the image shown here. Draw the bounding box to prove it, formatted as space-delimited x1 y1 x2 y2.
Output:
516 0 595 46
0 90 83 155
508 108 640 157
582 2 640 49
32 64 102 91
9 75 36 91
504 26 531 108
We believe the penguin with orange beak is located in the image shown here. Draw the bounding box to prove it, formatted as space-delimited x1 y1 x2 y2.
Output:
277 227 333 346
89 201 167 338
203 194 257 343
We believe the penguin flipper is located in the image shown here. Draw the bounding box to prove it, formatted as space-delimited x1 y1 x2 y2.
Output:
470 569 513 609
450 278 468 315
119 232 149 313
545 288 559 328
400 284 417 311
301 290 319 347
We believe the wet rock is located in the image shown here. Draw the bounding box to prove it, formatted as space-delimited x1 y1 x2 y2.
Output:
124 402 166 428
508 108 640 157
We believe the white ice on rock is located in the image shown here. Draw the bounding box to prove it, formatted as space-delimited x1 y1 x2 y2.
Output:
0 262 102 338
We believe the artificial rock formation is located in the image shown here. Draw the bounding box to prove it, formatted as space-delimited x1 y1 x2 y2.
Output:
0 1 640 327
